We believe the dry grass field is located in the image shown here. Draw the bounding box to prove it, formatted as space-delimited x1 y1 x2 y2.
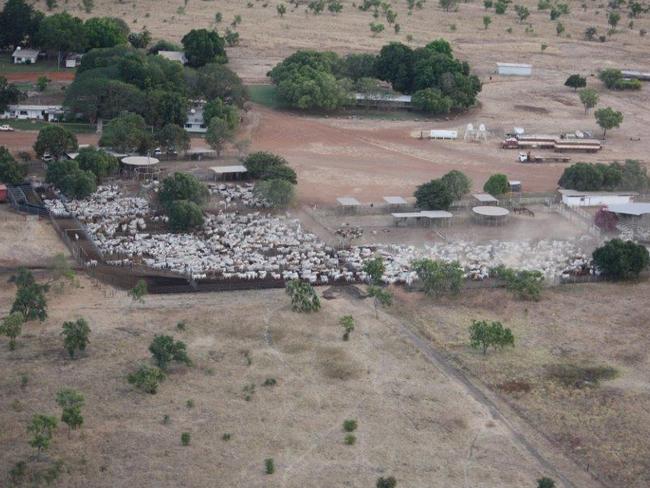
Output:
391 281 650 488
0 273 585 488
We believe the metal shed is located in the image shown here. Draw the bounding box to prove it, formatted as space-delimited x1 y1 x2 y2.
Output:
496 63 532 76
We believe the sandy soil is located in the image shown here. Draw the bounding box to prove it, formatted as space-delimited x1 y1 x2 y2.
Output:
0 275 578 488
391 281 650 488
0 207 68 267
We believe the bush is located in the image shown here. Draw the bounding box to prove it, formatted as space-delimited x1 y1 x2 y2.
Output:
0 146 27 184
61 318 91 358
158 172 209 209
564 74 586 90
592 239 649 279
344 433 357 445
167 200 204 232
253 179 295 208
265 458 275 474
181 432 191 446
285 280 321 312
149 335 191 370
483 173 509 195
494 266 544 301
469 320 514 354
414 179 454 210
127 364 166 393
376 477 397 488
412 259 463 296
343 419 358 432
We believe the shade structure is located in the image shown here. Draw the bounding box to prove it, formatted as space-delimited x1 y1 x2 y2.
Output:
392 210 452 227
121 156 160 166
472 193 498 204
472 205 509 225
210 165 248 181
383 196 408 205
337 197 361 207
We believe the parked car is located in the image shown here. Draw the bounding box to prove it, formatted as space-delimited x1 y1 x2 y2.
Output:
0 124 15 132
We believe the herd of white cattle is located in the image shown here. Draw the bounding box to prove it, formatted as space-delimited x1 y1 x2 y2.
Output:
43 185 598 284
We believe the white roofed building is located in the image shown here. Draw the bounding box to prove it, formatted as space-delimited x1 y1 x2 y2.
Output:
12 47 39 64
1 104 64 122
158 51 188 65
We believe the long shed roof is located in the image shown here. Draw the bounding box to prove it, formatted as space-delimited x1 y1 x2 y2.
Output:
606 203 650 216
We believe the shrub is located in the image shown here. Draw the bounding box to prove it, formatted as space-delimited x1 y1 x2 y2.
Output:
414 179 454 210
265 458 275 474
181 432 191 445
127 364 166 393
129 279 148 303
376 477 397 488
149 334 191 370
592 239 649 279
167 200 204 232
412 259 463 296
344 433 357 445
27 414 57 457
343 419 358 432
55 388 85 433
262 378 277 386
0 313 24 351
469 320 514 354
483 173 509 195
537 477 556 488
61 318 91 358
339 315 355 340
495 1 507 14
363 257 385 284
0 146 27 184
253 179 295 207
285 280 321 312
494 266 544 301
564 74 586 90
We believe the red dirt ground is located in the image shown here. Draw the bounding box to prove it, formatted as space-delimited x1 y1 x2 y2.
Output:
3 71 75 82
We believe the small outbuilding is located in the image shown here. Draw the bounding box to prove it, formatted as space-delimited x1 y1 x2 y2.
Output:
12 47 39 64
392 210 452 227
509 180 522 192
472 193 499 205
121 156 161 179
337 196 361 214
210 165 247 181
559 189 636 207
383 196 408 207
65 53 83 68
496 62 532 76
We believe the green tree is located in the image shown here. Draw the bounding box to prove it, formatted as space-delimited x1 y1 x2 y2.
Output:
412 259 464 296
578 88 598 114
55 389 84 434
0 312 24 351
411 88 453 114
127 364 165 393
181 28 227 67
285 280 321 312
367 285 392 318
537 477 555 488
592 239 649 279
441 170 471 200
61 318 91 358
33 126 78 160
128 29 152 49
469 320 514 354
376 477 397 488
598 68 623 89
156 124 190 155
483 173 509 195
339 315 355 340
99 112 152 153
0 0 44 49
414 179 454 210
243 152 290 178
46 159 97 199
494 266 544 301
253 179 295 207
203 98 240 131
27 414 57 457
584 26 597 40
145 90 189 129
608 11 620 28
149 334 191 370
363 257 385 284
556 21 565 36
128 279 148 303
188 63 247 107
277 3 287 16
564 74 586 91
35 12 87 68
206 116 235 157
0 76 26 113
343 53 377 81
158 172 209 209
495 1 508 14
595 107 623 139
514 4 530 22
75 147 119 182
36 76 49 92
167 200 204 231
483 15 492 29
84 17 129 50
0 146 27 184
439 0 458 12
12 281 48 322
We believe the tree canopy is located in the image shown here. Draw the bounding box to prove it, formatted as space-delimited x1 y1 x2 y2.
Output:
242 152 297 183
167 200 205 232
75 146 119 182
414 179 454 210
33 126 78 160
253 179 295 208
592 239 649 280
99 112 153 153
84 17 129 50
558 160 647 192
158 172 209 209
469 320 515 355
564 74 586 90
483 174 509 195
35 12 87 56
0 76 26 113
46 159 97 199
181 29 227 67
440 170 471 200
412 259 464 296
0 0 44 49
0 146 27 185
595 107 623 139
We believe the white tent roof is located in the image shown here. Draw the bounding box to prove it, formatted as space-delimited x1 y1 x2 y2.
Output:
337 197 361 207
606 203 650 216
392 211 452 219
383 196 408 205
